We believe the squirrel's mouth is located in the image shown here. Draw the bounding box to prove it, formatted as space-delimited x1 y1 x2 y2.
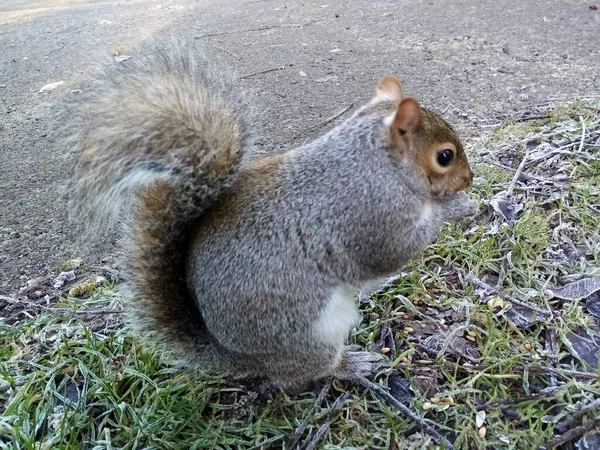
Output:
428 182 453 199
428 176 472 199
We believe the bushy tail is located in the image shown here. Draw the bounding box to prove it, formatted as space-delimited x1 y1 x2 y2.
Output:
68 41 251 369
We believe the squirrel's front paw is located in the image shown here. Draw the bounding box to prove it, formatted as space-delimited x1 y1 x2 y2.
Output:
331 346 385 380
439 192 479 222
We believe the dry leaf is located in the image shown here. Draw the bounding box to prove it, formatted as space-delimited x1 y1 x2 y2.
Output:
586 292 600 318
563 330 600 368
547 277 600 301
504 303 552 329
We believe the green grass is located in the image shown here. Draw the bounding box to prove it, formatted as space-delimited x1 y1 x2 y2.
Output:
1 101 599 449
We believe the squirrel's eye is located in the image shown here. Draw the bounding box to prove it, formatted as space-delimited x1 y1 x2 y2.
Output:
436 149 454 167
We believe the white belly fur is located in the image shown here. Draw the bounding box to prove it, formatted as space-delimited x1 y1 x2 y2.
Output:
415 202 433 228
311 285 360 348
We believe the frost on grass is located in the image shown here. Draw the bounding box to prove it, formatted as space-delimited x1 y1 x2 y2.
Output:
1 101 600 449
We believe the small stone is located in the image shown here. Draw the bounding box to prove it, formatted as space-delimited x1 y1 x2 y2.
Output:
26 278 41 288
422 402 433 410
114 55 132 63
478 427 487 439
431 397 440 404
402 313 409 320
466 335 476 342
63 271 76 281
467 330 476 337
442 396 454 404
380 347 391 354
442 324 449 330
299 71 307 77
53 271 75 289
39 81 64 93
524 343 532 351
404 327 414 333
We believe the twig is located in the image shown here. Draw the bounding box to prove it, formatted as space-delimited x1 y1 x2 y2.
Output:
0 295 122 316
578 116 587 154
381 325 397 362
289 103 354 142
513 113 552 123
506 149 530 197
489 149 529 288
477 386 561 411
541 414 600 449
518 366 598 381
545 328 559 387
482 160 563 184
216 46 240 60
556 397 600 433
460 271 553 317
396 361 598 382
285 378 332 449
239 66 286 79
357 377 454 450
304 391 350 450
195 23 306 39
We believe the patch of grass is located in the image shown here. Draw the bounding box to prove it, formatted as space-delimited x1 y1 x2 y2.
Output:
2 101 600 449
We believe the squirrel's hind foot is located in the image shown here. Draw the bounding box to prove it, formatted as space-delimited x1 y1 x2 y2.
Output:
331 346 385 380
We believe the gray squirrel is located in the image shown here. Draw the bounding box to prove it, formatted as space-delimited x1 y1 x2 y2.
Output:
68 42 477 386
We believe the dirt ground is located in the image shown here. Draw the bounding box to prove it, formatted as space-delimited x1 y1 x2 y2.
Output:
1 0 599 292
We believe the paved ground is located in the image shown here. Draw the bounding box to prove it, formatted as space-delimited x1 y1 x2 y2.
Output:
1 0 599 292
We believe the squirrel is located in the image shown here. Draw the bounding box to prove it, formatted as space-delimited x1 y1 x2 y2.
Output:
68 41 477 386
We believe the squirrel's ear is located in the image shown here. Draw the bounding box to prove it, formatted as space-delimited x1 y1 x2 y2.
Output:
374 75 403 102
393 97 421 135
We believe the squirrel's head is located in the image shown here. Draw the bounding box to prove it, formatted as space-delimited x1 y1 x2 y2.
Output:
366 76 473 198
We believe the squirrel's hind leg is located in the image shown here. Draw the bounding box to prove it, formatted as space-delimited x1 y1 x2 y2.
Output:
261 343 383 387
329 346 384 380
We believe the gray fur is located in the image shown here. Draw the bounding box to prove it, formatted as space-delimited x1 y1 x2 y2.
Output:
67 40 477 386
188 109 477 383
